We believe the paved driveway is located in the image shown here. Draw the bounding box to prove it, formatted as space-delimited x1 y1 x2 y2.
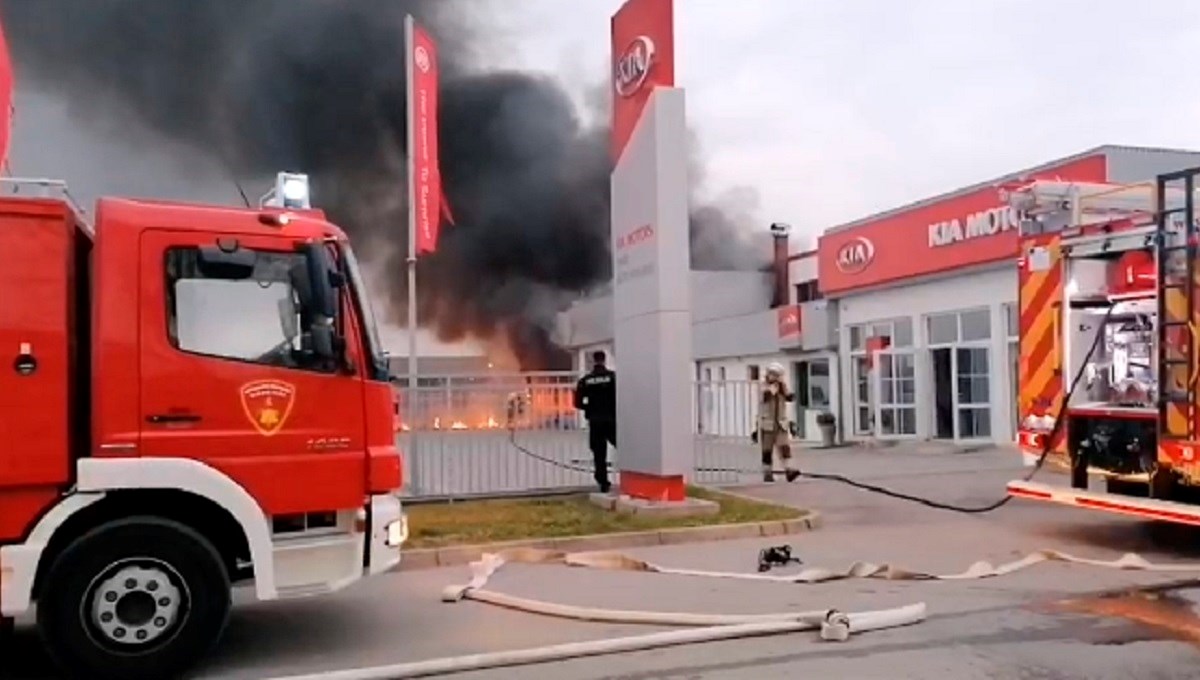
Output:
9 444 1200 679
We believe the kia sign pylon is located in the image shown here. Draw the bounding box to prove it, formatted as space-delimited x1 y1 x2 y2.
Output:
610 0 692 502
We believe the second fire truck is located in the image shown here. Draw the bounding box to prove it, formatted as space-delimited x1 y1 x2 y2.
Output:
1007 165 1200 524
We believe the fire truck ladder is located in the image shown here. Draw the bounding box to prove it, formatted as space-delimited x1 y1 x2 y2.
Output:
1156 167 1200 446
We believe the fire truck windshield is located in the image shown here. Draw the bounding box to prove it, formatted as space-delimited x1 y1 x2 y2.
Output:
340 242 389 381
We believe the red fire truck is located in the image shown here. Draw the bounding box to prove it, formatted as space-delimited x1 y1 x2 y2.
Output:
1006 166 1200 525
0 172 408 679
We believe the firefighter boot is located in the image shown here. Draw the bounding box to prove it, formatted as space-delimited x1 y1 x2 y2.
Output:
785 467 800 483
762 465 775 483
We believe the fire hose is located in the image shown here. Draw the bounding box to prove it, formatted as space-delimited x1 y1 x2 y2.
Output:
265 549 927 680
507 304 1118 515
266 541 1200 680
277 305 1119 679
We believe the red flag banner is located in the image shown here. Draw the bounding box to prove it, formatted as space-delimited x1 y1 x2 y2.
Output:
409 22 441 254
440 186 456 226
0 20 14 170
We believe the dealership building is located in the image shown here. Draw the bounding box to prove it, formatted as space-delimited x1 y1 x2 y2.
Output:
556 145 1200 445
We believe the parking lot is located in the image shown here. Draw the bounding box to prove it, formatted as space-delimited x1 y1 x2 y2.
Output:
9 443 1200 679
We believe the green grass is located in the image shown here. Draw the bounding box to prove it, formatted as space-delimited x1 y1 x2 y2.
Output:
405 486 806 550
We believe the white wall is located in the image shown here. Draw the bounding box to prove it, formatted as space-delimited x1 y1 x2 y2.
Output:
835 265 1017 443
788 255 818 292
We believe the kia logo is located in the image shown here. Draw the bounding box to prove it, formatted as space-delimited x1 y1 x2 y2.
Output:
835 236 875 274
614 36 656 98
414 46 431 74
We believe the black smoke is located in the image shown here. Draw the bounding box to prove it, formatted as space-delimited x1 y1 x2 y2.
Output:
0 0 767 369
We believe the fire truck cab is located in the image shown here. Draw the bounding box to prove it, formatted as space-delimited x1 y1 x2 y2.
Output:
1006 166 1200 525
0 173 407 679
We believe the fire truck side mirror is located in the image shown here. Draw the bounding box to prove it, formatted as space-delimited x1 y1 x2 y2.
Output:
298 243 337 320
298 241 344 367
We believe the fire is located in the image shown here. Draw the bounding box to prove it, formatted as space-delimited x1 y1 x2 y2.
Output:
394 368 580 433
405 413 504 432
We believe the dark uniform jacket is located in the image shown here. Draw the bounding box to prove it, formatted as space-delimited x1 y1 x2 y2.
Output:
574 368 616 421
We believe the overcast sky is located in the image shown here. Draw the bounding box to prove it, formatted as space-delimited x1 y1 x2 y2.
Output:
12 0 1200 355
483 0 1200 249
15 0 1200 249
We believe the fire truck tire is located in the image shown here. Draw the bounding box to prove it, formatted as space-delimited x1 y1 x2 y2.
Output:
36 516 232 680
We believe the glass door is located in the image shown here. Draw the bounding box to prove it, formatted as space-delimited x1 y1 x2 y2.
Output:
873 350 917 437
954 346 992 439
852 356 873 435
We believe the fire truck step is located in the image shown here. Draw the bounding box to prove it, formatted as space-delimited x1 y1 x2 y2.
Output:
1008 480 1200 526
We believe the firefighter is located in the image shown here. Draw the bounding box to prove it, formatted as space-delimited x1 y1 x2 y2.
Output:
752 362 801 483
505 390 525 427
574 350 616 493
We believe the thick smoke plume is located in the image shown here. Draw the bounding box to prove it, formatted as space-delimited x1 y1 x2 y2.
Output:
0 0 767 369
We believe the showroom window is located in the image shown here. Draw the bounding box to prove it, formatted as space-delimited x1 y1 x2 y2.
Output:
846 317 916 437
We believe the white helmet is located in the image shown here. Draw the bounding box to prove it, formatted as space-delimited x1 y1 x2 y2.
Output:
766 362 785 377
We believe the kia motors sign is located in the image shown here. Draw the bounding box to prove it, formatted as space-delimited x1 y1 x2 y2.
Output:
615 223 657 284
835 236 875 274
928 206 1023 248
614 36 656 97
816 154 1107 295
616 224 655 250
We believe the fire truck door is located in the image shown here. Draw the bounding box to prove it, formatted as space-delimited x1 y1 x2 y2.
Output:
136 229 369 516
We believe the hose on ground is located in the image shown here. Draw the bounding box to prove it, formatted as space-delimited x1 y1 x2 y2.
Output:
266 611 923 680
517 303 1119 515
264 548 928 680
795 303 1115 514
263 538 1200 680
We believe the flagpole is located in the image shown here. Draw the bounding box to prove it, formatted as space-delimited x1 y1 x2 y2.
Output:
404 14 421 494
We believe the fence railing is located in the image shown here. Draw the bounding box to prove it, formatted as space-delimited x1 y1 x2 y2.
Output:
395 373 782 499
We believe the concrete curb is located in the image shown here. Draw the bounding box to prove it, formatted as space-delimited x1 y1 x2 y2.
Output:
397 512 822 571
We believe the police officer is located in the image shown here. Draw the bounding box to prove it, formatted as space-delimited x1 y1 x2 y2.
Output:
574 350 616 493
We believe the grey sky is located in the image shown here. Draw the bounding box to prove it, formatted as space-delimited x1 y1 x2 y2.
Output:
16 0 1200 248
11 0 1200 355
485 0 1200 248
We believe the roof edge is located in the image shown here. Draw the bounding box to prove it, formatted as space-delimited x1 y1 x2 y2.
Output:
820 144 1200 237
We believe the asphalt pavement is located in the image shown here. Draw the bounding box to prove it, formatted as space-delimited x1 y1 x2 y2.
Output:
9 443 1200 679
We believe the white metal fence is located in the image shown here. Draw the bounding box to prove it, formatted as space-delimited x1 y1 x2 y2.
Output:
394 373 777 499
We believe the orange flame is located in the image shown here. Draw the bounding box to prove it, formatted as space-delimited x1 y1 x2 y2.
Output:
398 381 578 432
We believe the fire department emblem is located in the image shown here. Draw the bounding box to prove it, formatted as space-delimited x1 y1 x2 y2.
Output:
240 380 297 437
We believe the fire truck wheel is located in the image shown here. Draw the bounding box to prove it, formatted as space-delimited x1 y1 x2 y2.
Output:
37 516 232 680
